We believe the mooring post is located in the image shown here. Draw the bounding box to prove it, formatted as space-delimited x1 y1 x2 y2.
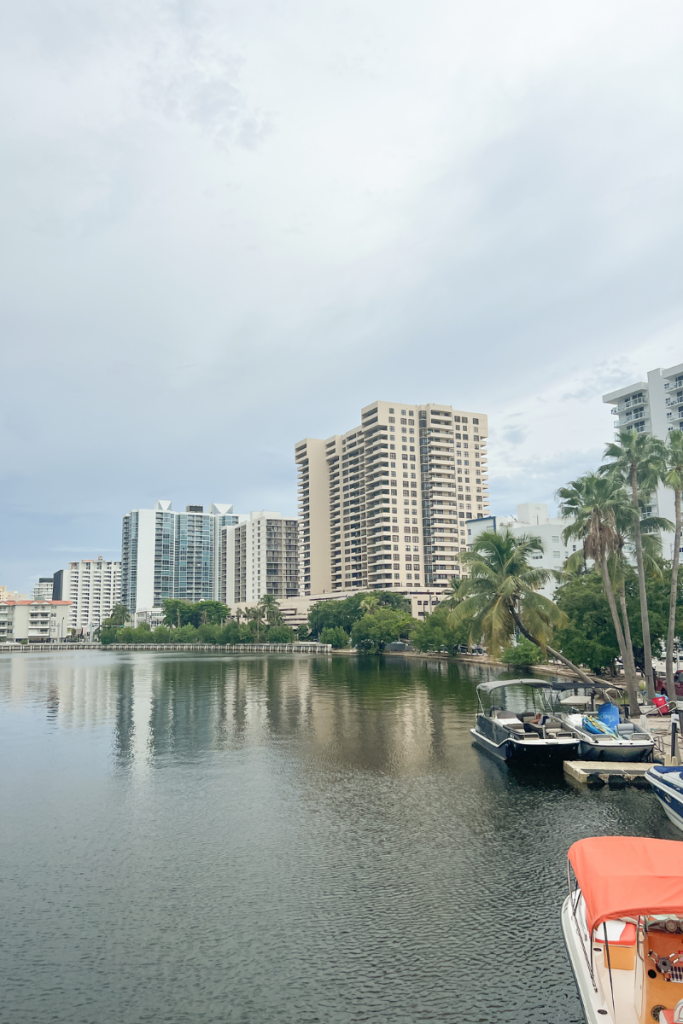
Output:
671 712 680 765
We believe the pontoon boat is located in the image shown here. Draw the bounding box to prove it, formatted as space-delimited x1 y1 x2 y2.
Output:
471 680 580 766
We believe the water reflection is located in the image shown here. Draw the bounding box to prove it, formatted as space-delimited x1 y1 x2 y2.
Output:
0 652 674 1024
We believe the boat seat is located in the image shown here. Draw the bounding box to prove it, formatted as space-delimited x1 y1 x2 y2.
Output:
659 999 683 1023
595 920 637 970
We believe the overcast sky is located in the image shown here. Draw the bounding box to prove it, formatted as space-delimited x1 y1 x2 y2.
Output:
2 0 683 592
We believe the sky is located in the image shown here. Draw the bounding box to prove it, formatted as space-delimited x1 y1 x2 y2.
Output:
1 0 683 592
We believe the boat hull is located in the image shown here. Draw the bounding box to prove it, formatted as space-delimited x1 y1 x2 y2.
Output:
470 727 578 767
577 739 653 762
561 894 613 1024
646 767 683 832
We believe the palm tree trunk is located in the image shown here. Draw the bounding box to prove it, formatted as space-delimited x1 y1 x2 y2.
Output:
667 489 682 699
631 468 656 700
509 608 595 687
618 581 642 713
599 555 641 716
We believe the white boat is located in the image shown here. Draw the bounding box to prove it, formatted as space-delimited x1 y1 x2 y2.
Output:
563 836 683 1023
471 679 580 766
646 766 683 831
548 687 655 762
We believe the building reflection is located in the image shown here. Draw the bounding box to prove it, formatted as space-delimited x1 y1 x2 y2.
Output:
0 652 487 775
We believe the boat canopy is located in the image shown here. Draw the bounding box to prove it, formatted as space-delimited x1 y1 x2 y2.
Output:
476 678 618 695
568 837 683 933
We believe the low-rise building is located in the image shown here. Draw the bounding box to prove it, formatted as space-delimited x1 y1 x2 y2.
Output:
0 600 72 643
53 557 121 635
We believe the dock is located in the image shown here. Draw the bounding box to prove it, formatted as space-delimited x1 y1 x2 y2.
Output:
564 761 653 787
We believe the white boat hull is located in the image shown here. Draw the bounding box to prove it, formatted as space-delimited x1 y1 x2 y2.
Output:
561 894 614 1023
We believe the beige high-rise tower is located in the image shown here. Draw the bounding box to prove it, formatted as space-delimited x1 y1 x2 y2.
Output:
295 400 489 596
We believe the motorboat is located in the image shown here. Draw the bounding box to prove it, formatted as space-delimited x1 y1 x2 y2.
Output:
548 686 655 762
646 766 683 832
562 836 683 1023
471 679 580 766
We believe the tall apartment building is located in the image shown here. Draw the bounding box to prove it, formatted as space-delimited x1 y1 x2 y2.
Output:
603 362 683 554
52 557 121 632
221 511 299 604
121 501 241 613
295 400 489 594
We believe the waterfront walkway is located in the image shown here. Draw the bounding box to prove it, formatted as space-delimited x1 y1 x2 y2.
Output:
0 642 332 654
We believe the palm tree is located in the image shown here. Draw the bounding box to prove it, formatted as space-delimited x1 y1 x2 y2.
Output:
360 594 379 615
557 472 642 714
246 606 265 641
447 530 596 687
258 593 283 626
106 603 131 626
601 429 669 699
664 430 683 696
234 607 243 627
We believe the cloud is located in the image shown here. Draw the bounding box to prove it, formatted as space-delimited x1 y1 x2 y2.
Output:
1 0 683 588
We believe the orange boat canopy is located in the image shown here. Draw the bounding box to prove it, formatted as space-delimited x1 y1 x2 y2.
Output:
568 837 683 934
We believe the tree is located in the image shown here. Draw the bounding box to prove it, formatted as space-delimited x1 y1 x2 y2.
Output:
307 591 410 638
105 604 131 626
360 594 380 615
411 602 470 653
447 530 598 688
558 472 642 714
245 606 265 641
320 626 350 649
265 625 295 642
501 636 546 666
601 429 670 698
351 608 414 653
259 594 283 626
296 623 309 640
664 430 683 696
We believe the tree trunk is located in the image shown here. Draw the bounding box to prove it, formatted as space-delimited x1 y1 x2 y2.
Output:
509 608 595 687
631 466 656 700
599 555 641 716
619 581 643 715
667 489 682 701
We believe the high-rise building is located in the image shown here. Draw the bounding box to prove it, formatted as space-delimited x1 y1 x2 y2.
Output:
221 511 299 604
603 362 683 555
52 557 121 633
33 578 55 602
295 400 489 594
121 501 241 613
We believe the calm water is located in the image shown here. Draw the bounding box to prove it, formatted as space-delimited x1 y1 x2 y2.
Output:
0 652 676 1024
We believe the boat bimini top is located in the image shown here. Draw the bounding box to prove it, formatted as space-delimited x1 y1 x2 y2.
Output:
476 678 621 696
568 837 683 934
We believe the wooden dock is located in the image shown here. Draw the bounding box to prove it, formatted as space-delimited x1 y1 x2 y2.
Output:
564 761 653 787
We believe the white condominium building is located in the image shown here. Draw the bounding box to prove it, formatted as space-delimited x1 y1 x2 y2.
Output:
33 578 55 602
0 599 72 643
468 504 578 599
221 511 299 605
295 400 489 595
121 501 242 613
52 557 121 632
603 362 683 554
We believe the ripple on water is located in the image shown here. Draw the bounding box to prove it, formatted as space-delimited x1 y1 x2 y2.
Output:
0 652 674 1023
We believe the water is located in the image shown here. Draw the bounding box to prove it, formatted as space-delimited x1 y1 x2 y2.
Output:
0 652 675 1024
